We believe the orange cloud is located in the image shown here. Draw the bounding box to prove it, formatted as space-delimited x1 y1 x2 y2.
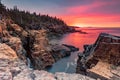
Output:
58 14 120 27
56 0 120 27
54 1 120 28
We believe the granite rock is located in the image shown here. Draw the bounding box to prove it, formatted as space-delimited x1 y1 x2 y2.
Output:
76 33 120 80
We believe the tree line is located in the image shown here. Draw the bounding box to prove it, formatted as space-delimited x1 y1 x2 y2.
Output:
0 2 67 30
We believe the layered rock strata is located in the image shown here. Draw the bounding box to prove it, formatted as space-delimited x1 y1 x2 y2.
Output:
76 33 120 80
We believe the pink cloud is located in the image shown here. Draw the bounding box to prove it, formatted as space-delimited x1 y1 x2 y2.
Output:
58 13 120 27
56 0 120 27
67 1 116 13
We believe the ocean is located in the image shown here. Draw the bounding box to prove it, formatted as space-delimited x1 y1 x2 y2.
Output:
47 27 120 73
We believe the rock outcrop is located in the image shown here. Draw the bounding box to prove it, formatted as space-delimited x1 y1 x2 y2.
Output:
0 17 79 70
76 33 120 80
28 30 55 69
0 43 95 80
51 44 79 61
0 20 27 62
0 3 99 80
0 43 26 80
0 19 55 69
0 5 80 70
0 43 17 59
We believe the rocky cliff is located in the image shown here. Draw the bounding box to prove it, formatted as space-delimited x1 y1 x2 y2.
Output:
0 10 79 71
27 30 55 69
0 19 54 69
76 33 120 80
0 40 95 80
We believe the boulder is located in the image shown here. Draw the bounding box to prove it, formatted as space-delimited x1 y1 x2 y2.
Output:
51 44 71 61
62 44 79 52
51 44 79 61
0 43 17 59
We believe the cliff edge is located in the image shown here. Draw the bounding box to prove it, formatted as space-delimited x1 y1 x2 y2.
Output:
76 33 120 80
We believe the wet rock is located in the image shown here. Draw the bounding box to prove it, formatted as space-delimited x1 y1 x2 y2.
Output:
51 44 79 61
62 44 79 52
74 30 88 34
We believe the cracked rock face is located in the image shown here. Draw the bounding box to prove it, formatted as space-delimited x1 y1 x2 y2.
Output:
76 33 120 80
0 19 55 70
0 42 94 80
28 30 55 69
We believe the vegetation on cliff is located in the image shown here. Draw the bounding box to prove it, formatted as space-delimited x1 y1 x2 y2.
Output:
0 2 73 31
0 2 76 40
0 2 77 70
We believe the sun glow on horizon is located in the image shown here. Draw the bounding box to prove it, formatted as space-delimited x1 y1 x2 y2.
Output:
69 23 93 28
3 0 119 28
71 24 83 27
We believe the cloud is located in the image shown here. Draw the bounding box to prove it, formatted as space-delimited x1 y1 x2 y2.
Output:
59 13 120 27
2 0 120 27
67 0 120 14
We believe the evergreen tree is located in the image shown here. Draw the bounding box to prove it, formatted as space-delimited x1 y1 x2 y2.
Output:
0 2 67 31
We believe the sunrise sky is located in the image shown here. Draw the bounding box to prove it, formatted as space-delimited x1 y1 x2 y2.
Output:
2 0 120 27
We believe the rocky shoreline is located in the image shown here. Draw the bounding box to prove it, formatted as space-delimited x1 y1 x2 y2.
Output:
0 56 94 80
1 2 120 80
0 18 93 80
76 33 120 80
0 17 80 70
1 18 120 80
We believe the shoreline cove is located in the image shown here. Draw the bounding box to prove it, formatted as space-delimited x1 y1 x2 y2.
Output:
47 27 120 74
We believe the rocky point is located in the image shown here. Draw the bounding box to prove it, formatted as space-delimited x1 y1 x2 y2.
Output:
76 33 120 80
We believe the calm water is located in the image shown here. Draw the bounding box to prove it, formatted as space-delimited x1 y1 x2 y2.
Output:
47 27 120 73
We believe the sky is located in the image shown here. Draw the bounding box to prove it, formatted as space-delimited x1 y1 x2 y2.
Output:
1 0 120 27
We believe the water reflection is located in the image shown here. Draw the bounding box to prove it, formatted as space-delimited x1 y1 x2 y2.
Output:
47 27 120 73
